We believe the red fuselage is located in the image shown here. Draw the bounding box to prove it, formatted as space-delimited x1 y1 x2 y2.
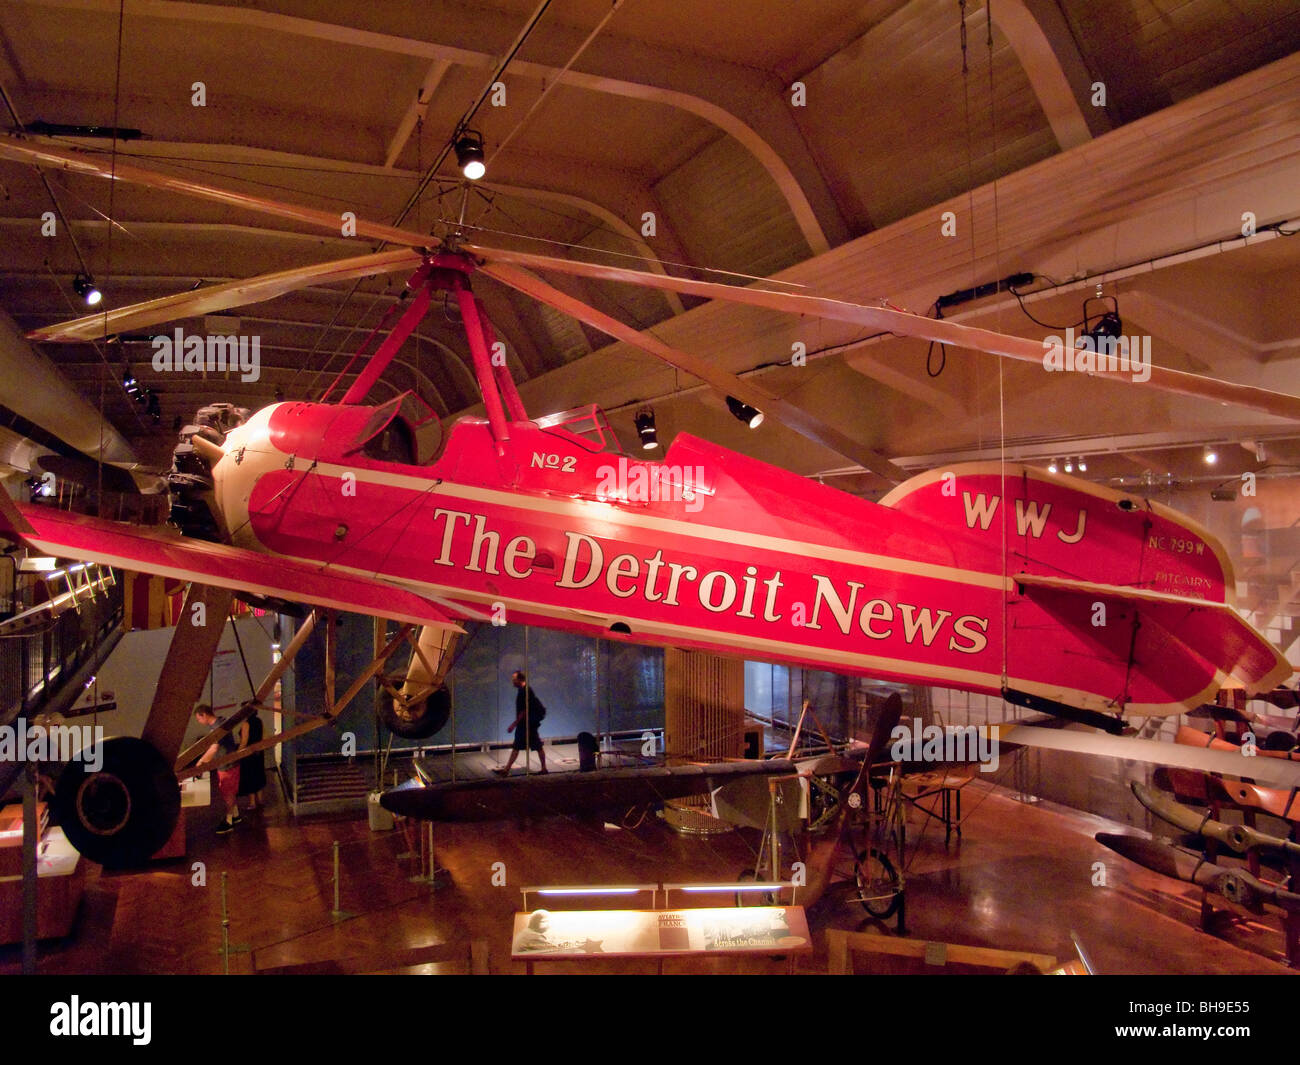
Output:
208 400 1282 717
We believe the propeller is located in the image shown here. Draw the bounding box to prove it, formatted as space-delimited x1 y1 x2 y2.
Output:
7 132 1300 438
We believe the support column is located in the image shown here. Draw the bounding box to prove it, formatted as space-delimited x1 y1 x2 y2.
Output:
141 583 235 762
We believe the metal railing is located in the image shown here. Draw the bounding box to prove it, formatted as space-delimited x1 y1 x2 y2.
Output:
0 566 123 729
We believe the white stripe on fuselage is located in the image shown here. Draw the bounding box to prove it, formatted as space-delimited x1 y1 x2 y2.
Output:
219 420 1009 593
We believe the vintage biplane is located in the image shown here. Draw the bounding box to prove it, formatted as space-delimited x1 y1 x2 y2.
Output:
0 132 1293 863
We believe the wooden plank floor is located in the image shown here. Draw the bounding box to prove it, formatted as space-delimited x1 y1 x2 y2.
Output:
2 778 1295 975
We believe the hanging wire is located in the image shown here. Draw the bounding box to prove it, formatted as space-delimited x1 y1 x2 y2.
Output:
984 0 1013 698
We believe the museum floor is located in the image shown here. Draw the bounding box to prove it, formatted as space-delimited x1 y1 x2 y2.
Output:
3 777 1295 975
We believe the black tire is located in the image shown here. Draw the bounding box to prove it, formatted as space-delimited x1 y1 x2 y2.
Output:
52 736 180 866
736 867 777 907
855 848 901 919
380 686 451 739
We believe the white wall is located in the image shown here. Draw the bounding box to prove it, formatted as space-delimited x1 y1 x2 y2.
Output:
65 615 276 746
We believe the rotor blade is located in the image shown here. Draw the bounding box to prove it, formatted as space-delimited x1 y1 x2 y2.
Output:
467 244 1300 424
27 250 426 342
11 134 1294 424
481 261 908 482
0 134 440 249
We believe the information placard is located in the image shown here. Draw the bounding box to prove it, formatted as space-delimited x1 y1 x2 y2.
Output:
510 906 811 959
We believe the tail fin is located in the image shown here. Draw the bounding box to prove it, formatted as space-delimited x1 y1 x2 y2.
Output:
884 463 1289 714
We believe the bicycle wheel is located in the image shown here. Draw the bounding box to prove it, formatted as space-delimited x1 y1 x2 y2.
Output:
854 848 901 918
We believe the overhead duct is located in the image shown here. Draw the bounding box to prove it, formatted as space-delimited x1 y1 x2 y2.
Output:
0 309 135 467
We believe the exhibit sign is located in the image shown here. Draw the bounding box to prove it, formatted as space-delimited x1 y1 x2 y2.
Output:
510 905 811 959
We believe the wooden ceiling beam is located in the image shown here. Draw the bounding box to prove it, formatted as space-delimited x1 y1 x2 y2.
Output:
24 0 841 255
992 0 1113 149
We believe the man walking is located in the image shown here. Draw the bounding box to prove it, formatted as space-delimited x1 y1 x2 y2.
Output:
494 670 548 775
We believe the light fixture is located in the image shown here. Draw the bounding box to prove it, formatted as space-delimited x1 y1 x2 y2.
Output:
1081 311 1122 348
1047 459 1058 474
1204 445 1218 466
1064 458 1074 473
454 130 486 180
725 395 763 429
122 370 140 399
634 407 659 450
1077 456 1087 472
1079 294 1122 350
73 274 102 306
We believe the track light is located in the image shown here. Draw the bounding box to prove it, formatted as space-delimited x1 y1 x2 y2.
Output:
634 407 659 450
1064 458 1074 473
1204 445 1218 466
1080 311 1122 348
454 130 486 180
1047 459 1058 474
1080 294 1122 351
1078 456 1087 472
73 274 102 306
725 395 763 429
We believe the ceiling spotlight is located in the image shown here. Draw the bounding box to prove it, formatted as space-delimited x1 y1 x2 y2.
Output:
1081 311 1122 348
1064 458 1074 473
1078 456 1087 472
1080 295 1122 351
1204 445 1218 466
725 395 763 429
73 274 102 306
454 130 486 180
1047 459 1058 474
634 407 659 450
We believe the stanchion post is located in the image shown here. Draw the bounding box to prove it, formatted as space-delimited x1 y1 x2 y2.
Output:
332 840 341 916
221 872 230 974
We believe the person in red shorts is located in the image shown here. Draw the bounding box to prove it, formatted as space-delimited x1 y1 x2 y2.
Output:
195 704 248 835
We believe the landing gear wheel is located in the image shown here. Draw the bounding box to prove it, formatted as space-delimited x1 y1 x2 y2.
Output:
380 686 451 739
736 867 778 907
855 848 901 919
52 737 180 866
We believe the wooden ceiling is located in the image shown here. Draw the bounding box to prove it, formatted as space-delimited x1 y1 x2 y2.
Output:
0 0 1298 492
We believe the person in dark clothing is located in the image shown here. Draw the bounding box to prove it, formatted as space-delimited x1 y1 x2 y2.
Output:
195 704 247 835
494 671 548 775
237 711 267 810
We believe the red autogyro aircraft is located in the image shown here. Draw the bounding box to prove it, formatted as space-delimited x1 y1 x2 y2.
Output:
0 134 1292 858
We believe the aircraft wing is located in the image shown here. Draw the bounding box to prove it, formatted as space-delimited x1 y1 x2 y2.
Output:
381 759 798 822
0 497 463 631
